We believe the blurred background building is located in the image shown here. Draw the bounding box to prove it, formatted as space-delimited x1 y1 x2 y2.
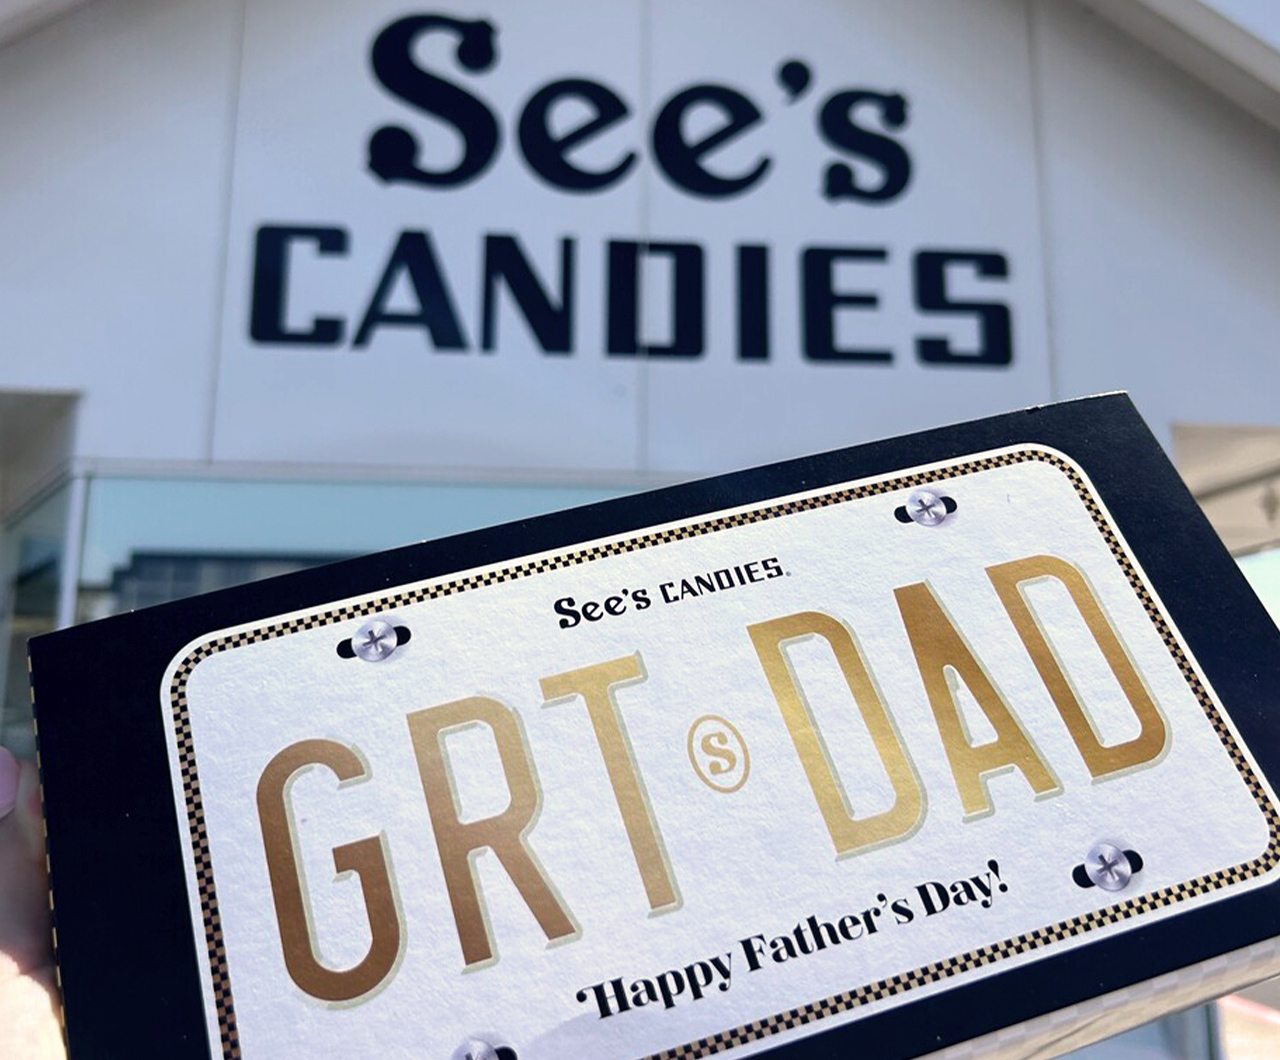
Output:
1 0 1278 1055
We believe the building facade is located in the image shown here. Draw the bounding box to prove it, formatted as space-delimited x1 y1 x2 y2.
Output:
1 0 1279 1053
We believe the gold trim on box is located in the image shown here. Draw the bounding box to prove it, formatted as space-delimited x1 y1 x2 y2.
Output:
166 449 1280 1060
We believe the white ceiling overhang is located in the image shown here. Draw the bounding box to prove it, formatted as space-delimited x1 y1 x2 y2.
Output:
0 0 88 48
1 0 1278 128
1064 0 1280 132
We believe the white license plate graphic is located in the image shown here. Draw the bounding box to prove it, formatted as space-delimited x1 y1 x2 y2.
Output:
162 448 1280 1060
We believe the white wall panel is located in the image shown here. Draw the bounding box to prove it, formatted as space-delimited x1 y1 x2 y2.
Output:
0 0 240 463
641 0 1051 474
1033 0 1280 450
210 0 1053 476
211 0 645 472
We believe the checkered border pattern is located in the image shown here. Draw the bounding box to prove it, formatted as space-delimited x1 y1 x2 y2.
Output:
28 661 68 1051
164 449 1280 1060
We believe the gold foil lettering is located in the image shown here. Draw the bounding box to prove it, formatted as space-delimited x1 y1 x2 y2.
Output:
895 583 1061 817
988 555 1168 778
407 697 575 967
748 612 924 856
541 654 680 911
256 739 402 1002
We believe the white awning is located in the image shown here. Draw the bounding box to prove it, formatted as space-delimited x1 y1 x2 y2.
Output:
1070 0 1280 131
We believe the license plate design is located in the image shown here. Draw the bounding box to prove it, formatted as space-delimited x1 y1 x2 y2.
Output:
162 447 1280 1060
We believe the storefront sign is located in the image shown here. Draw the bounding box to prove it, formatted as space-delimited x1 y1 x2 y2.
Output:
212 0 1051 472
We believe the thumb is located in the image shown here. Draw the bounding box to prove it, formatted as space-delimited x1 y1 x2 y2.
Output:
0 747 64 1059
0 746 51 972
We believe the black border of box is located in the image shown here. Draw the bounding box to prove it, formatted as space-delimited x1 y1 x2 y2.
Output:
29 393 1280 1059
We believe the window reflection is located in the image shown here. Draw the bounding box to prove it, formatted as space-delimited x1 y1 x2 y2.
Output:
75 476 634 621
0 485 69 757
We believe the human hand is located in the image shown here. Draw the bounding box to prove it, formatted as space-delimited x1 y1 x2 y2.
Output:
0 747 65 1060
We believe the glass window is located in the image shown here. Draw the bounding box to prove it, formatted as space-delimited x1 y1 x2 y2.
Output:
1069 1007 1216 1058
1238 549 1280 629
75 476 636 621
0 483 70 757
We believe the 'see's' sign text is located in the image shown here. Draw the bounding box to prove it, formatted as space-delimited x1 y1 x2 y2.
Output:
248 14 1014 366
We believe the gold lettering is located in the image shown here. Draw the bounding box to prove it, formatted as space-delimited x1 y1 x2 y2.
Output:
988 555 1168 778
407 697 575 967
748 612 924 856
256 739 402 1002
895 583 1061 817
541 654 679 911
